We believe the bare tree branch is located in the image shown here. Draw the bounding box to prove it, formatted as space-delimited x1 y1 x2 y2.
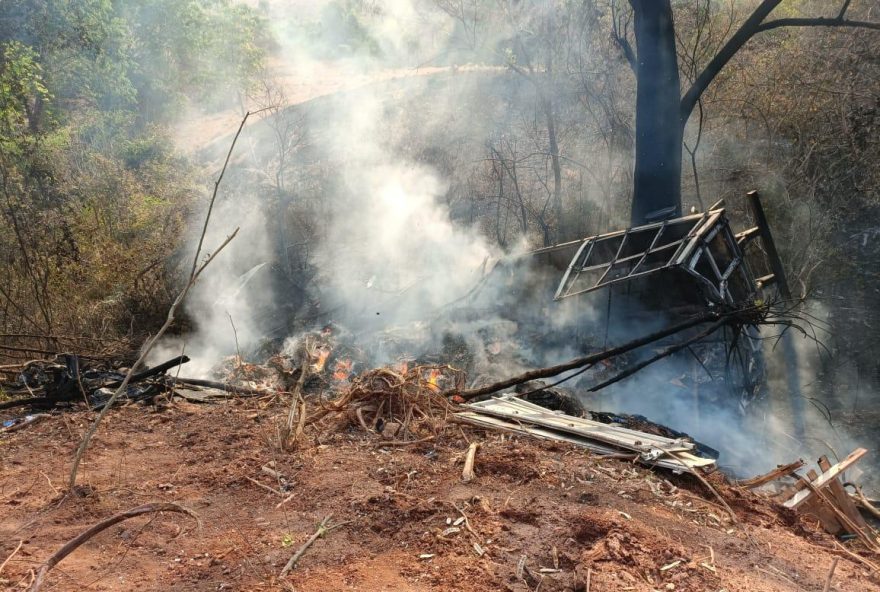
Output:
757 17 880 33
64 110 262 490
67 230 238 490
680 0 783 126
680 0 879 127
613 0 637 72
29 503 199 592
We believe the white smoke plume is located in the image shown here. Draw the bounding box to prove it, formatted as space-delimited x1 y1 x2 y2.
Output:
149 0 872 488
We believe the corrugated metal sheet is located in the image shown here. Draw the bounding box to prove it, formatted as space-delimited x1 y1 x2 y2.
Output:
457 395 715 472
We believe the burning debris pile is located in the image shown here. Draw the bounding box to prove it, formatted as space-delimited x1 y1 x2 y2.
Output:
0 312 732 467
306 364 462 439
0 304 792 483
0 198 840 474
3 193 878 564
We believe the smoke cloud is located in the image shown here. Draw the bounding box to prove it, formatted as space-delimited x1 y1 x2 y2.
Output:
149 0 872 490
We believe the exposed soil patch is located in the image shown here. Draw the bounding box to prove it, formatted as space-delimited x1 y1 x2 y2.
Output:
2 399 878 591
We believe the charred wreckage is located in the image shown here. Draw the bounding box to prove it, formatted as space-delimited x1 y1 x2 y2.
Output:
1 191 874 543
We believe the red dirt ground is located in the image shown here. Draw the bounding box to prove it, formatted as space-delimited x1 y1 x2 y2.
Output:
1 398 878 591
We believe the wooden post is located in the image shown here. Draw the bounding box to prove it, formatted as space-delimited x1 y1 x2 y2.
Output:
746 190 804 441
745 190 790 299
692 354 700 433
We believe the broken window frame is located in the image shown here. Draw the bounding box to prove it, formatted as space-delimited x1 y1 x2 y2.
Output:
551 207 758 306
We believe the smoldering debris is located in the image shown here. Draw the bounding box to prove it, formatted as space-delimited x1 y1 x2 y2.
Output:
2 196 865 486
2 132 875 548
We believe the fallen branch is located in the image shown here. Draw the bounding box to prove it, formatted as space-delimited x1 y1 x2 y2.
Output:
664 451 740 526
245 476 284 496
0 344 68 357
448 311 722 400
822 557 839 592
737 459 805 489
849 483 880 520
0 397 52 411
588 318 730 392
29 502 199 592
688 465 739 525
0 540 22 576
279 514 349 577
65 109 263 490
169 376 278 396
280 348 309 451
832 539 880 573
371 435 436 447
103 355 190 388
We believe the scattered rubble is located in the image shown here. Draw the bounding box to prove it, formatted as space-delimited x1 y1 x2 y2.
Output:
3 400 879 591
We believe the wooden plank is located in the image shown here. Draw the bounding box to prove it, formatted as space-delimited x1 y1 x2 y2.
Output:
775 472 808 503
799 469 844 534
738 459 804 489
801 498 843 534
745 190 790 298
735 226 760 243
783 448 868 509
796 475 880 552
818 455 868 531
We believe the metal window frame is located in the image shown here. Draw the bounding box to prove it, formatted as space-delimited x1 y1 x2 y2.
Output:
552 208 757 305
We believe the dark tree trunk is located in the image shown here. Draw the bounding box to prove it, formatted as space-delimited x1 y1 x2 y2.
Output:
629 0 683 225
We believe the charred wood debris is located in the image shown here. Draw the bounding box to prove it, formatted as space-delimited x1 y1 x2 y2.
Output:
1 192 878 550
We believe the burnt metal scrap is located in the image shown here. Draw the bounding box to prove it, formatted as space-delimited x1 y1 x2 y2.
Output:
456 395 716 473
517 193 793 411
0 354 192 411
535 202 760 306
0 353 286 413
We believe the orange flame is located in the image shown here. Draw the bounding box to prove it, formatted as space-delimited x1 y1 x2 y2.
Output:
312 347 331 372
333 359 353 381
396 360 409 375
426 368 441 391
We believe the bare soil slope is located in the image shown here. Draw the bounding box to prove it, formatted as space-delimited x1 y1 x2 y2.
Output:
1 399 876 591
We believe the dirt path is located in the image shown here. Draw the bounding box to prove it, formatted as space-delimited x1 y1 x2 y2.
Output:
1 399 877 591
174 59 502 154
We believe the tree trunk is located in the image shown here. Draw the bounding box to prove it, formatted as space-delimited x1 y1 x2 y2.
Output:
630 0 683 225
544 94 563 245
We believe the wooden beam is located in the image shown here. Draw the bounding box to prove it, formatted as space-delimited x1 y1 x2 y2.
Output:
738 459 804 489
800 469 844 534
818 455 868 531
783 448 867 509
755 273 776 286
735 226 761 246
745 190 790 299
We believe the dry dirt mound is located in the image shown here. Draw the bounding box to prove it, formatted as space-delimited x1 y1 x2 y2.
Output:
1 399 877 591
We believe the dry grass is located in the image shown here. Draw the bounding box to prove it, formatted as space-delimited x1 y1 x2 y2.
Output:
306 365 465 439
